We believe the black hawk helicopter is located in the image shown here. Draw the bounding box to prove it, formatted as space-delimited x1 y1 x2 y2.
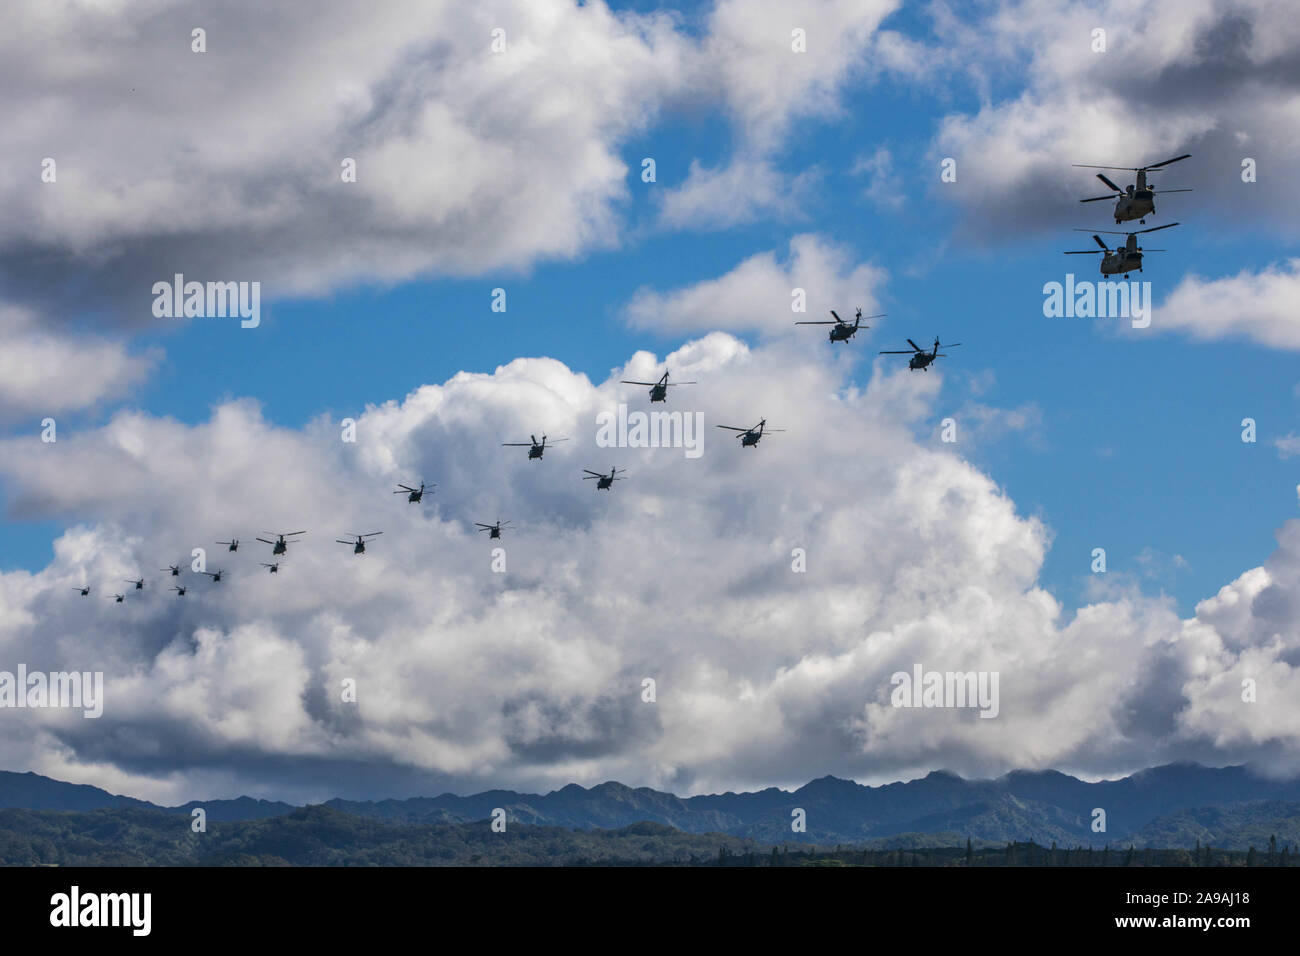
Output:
619 371 697 403
1064 222 1178 276
795 308 884 343
161 564 182 577
503 434 567 459
200 569 225 583
126 578 145 590
72 586 90 596
879 337 962 370
1075 154 1191 224
337 532 382 554
583 467 626 490
217 539 239 552
110 593 125 603
257 531 306 555
261 562 281 574
394 482 431 503
170 585 187 596
475 520 512 539
717 419 784 447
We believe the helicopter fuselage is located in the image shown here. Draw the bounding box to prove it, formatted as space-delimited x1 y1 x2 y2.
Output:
909 353 936 370
1100 250 1143 275
528 445 544 459
273 540 288 555
740 431 762 446
648 384 668 402
828 324 856 342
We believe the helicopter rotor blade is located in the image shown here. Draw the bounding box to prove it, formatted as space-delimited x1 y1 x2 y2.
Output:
1154 188 1193 194
1135 221 1179 234
1095 172 1123 192
906 338 923 352
1144 153 1191 170
1080 194 1117 203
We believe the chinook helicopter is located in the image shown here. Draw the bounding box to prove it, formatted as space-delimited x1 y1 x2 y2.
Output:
619 371 696 403
475 520 511 539
1075 154 1191 224
337 532 382 554
879 337 962 371
794 309 884 343
583 468 626 490
217 539 239 552
503 434 567 459
1064 222 1178 276
394 482 431 503
257 531 306 555
716 419 784 448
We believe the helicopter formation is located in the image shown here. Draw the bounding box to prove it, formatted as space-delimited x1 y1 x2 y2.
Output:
1066 154 1191 275
70 149 1200 605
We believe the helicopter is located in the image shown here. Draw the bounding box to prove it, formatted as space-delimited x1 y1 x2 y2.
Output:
126 578 144 590
716 419 784 448
879 337 962 370
503 434 568 459
110 593 125 604
217 539 239 552
261 562 281 574
795 308 885 343
257 531 306 555
1064 223 1178 276
171 585 187 596
619 371 697 403
1074 154 1191 224
161 564 182 577
201 569 225 583
475 520 512 539
72 586 90 596
395 482 431 503
337 532 382 554
583 468 626 490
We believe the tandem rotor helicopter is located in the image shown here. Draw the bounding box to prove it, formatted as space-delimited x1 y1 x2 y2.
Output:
1075 154 1191 225
619 371 696 403
1064 222 1178 276
717 419 784 447
504 434 567 459
257 531 306 555
583 467 626 490
795 308 884 343
337 532 382 554
879 337 962 371
394 482 431 503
